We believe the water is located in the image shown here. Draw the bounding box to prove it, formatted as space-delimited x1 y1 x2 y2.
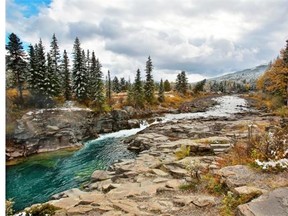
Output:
6 125 147 212
164 95 248 121
6 95 248 212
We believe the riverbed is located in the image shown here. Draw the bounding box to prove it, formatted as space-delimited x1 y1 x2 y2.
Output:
6 95 249 211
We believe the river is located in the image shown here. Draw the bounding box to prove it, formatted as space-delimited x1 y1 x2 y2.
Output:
6 95 248 212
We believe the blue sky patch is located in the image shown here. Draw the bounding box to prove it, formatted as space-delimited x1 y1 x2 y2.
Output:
12 0 51 18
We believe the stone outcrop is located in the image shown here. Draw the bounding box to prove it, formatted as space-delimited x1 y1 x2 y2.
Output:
7 108 146 160
237 187 288 216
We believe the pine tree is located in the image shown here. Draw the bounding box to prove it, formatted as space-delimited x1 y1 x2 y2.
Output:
61 50 72 100
194 79 206 94
164 79 171 92
27 44 38 92
107 70 112 101
49 33 61 95
112 76 121 93
175 71 188 95
144 56 155 104
158 79 165 102
34 39 47 95
90 51 105 109
72 37 88 101
120 77 127 92
45 53 55 97
133 69 144 108
6 33 27 104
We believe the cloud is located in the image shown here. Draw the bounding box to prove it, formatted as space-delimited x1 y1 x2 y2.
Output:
5 0 288 81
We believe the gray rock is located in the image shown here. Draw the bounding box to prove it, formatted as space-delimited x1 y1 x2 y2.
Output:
237 187 288 216
218 165 257 190
91 170 111 182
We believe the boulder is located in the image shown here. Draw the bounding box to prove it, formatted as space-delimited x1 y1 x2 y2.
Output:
234 186 267 196
237 187 288 216
91 170 111 182
218 165 258 190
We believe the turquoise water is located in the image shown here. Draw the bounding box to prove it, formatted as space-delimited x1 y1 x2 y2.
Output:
6 136 136 211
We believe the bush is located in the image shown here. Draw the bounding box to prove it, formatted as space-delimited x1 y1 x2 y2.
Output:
175 145 190 160
202 173 227 195
6 199 14 216
220 191 261 216
25 203 60 216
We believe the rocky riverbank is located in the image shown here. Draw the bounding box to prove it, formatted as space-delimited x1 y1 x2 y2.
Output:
6 105 170 162
24 104 288 216
6 95 218 162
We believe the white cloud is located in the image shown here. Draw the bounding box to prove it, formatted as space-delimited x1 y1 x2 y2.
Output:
6 0 288 81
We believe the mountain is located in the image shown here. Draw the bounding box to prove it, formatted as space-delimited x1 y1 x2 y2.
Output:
209 64 268 83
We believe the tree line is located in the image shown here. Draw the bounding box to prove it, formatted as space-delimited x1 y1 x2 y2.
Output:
6 33 191 110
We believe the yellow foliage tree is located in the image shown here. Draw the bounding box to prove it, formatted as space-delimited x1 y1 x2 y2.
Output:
257 42 288 106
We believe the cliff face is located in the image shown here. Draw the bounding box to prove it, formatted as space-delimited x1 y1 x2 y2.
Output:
6 107 140 161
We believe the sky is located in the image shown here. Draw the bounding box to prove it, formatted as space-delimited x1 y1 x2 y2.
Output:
5 0 288 82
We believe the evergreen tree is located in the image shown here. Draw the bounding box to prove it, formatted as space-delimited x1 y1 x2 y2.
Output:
158 79 165 102
175 71 188 95
45 55 61 97
112 76 121 93
144 56 155 104
90 51 105 109
107 70 112 101
133 69 144 108
49 34 61 94
61 50 72 100
120 77 127 91
194 79 206 94
34 39 47 95
72 37 88 101
6 33 27 104
27 44 38 92
164 79 171 92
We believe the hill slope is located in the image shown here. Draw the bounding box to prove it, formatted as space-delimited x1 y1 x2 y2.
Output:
210 64 268 83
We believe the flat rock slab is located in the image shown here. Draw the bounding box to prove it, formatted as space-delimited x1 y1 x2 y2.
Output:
218 165 258 190
234 186 267 196
237 187 288 216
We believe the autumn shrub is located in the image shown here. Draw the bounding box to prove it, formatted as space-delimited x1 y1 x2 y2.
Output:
25 203 60 216
220 191 261 216
275 106 288 117
202 173 227 195
175 145 190 160
6 199 14 216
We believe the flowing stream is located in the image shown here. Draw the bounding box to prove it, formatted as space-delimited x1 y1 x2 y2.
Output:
6 95 248 212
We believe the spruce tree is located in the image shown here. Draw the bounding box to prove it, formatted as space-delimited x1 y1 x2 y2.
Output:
158 79 165 102
175 71 188 95
90 51 105 109
49 33 61 94
194 79 206 94
133 69 144 108
107 70 112 101
72 37 87 101
112 76 121 93
61 50 72 100
27 44 38 93
164 79 171 92
120 77 127 92
6 33 27 104
46 53 62 97
144 56 155 104
34 39 47 95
